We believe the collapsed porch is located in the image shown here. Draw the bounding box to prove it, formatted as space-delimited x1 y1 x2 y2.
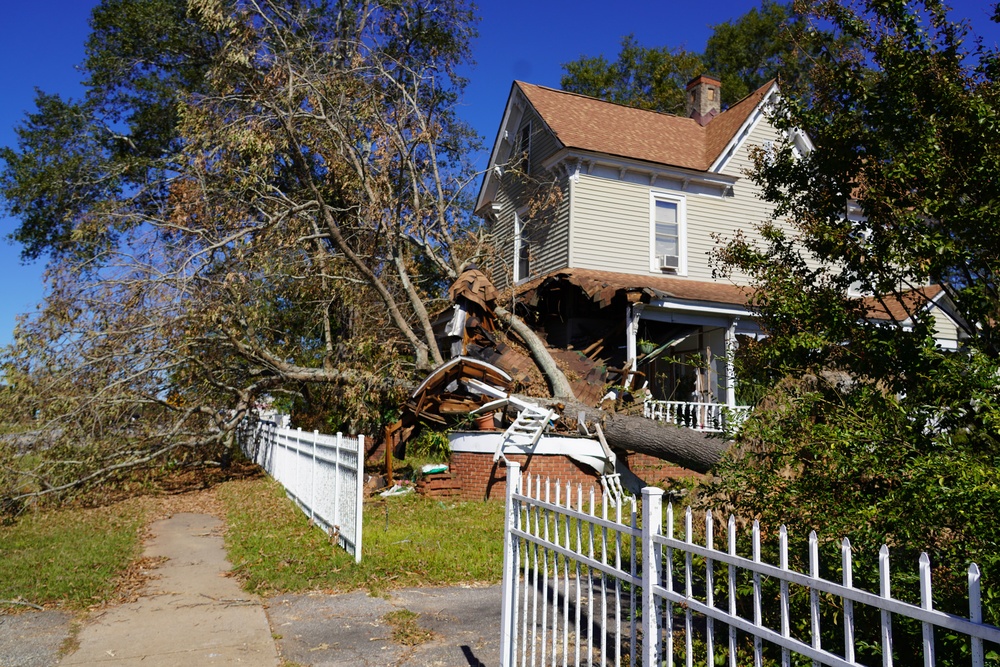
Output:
515 268 756 432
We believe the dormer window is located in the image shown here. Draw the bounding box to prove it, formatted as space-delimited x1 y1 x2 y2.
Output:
650 193 687 275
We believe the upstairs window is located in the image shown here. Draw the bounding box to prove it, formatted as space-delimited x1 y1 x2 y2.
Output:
514 212 530 283
651 194 686 274
511 122 531 175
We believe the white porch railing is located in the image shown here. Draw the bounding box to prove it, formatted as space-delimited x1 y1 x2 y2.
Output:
644 399 751 433
240 421 365 562
499 464 1000 667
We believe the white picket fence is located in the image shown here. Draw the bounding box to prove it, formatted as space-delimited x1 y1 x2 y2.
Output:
643 400 751 433
499 462 1000 666
240 421 365 562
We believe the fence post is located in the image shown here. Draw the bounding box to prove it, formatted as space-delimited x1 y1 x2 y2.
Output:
499 461 521 667
643 486 664 667
354 435 364 563
311 430 318 523
295 427 303 491
334 432 343 529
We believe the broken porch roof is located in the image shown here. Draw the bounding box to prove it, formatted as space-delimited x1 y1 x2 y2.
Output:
515 268 753 310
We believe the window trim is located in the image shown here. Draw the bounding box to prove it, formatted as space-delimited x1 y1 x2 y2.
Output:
513 210 530 284
649 191 687 275
511 121 531 175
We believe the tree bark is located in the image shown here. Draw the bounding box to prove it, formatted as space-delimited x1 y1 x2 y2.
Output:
494 305 576 400
601 412 728 474
529 396 730 474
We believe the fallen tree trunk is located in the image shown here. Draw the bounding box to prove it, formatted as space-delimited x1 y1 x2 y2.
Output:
526 396 730 474
601 412 729 474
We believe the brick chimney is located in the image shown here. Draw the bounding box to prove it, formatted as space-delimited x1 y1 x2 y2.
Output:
686 74 721 126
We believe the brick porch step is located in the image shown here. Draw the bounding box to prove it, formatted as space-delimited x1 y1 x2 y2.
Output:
417 472 462 498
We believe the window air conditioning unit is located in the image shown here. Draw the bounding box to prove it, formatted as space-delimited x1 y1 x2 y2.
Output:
658 255 679 271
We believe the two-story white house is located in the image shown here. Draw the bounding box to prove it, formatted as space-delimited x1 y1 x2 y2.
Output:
474 76 963 429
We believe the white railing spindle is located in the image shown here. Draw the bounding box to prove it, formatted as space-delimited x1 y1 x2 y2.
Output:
753 521 763 667
919 553 935 667
842 538 855 663
706 511 716 667
780 525 791 667
970 563 984 667
810 531 820 667
880 544 894 667
728 514 737 667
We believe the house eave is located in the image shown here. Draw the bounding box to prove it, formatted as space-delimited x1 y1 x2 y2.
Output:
646 298 753 319
543 149 739 190
709 82 779 173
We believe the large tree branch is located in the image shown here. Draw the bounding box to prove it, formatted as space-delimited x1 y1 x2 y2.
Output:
493 305 575 400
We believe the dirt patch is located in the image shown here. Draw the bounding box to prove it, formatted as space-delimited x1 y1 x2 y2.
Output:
382 608 438 646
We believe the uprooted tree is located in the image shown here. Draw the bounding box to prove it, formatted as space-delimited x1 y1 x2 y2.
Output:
0 0 494 504
3 0 754 509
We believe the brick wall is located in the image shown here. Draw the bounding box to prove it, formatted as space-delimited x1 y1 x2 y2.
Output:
449 451 604 501
449 451 703 501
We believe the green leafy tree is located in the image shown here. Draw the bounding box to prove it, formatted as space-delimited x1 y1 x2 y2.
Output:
708 0 1000 651
703 0 824 103
561 2 844 111
561 35 704 114
0 0 218 262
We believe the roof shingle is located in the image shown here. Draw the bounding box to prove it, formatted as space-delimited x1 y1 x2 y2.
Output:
516 80 774 171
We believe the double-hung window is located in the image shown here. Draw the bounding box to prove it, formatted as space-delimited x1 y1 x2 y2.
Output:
651 193 686 274
514 212 530 283
511 122 531 175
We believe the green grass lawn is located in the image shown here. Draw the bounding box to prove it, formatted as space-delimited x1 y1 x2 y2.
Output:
0 499 147 610
0 469 508 610
218 476 507 597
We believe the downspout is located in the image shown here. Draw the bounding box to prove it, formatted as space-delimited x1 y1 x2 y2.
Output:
625 303 643 386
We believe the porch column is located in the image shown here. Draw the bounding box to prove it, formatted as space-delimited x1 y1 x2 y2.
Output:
625 302 643 386
725 319 738 408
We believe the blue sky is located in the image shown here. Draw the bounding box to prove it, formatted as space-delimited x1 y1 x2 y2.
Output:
2 0 999 348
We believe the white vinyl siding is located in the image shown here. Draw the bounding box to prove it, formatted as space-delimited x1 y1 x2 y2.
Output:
716 120 807 281
566 118 794 284
511 122 531 175
928 307 961 348
570 174 750 282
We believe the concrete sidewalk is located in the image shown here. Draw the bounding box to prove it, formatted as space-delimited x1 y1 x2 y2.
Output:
267 585 501 666
4 510 502 667
60 512 278 666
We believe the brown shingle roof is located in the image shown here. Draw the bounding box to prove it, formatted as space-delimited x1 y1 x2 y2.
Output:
517 80 774 171
863 285 944 322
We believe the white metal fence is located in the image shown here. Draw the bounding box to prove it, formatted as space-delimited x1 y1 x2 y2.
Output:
643 400 751 433
499 462 1000 666
240 421 365 562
